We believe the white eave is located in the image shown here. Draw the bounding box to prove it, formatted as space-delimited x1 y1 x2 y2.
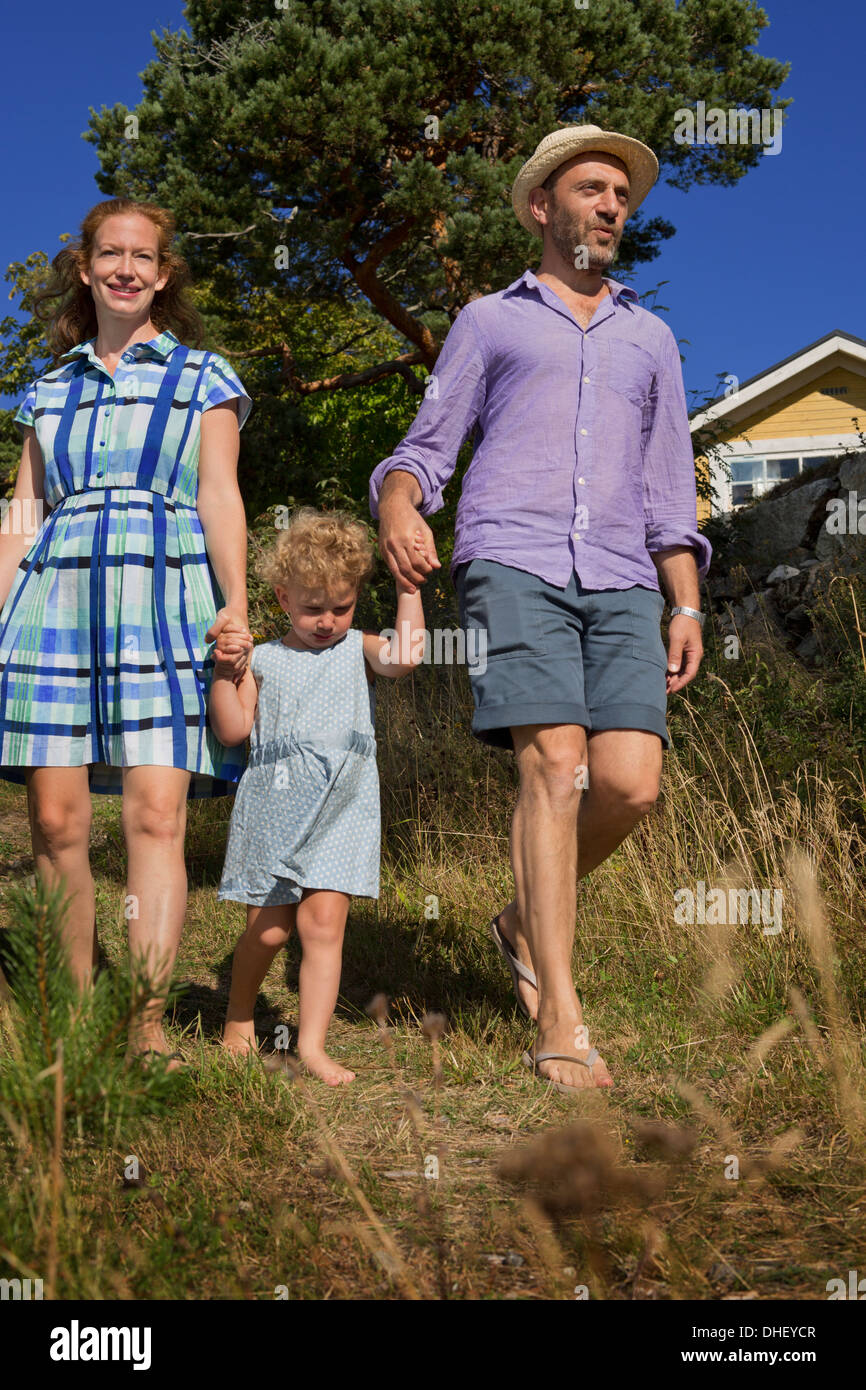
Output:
690 331 866 437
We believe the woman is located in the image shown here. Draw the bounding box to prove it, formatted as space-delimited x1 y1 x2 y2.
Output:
0 198 252 1066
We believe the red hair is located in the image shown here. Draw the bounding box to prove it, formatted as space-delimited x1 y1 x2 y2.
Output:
33 198 204 356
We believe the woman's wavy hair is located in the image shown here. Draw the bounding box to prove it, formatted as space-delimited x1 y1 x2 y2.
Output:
33 199 205 357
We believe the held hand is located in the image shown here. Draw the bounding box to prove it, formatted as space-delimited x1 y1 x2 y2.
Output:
213 643 249 680
665 614 704 695
379 502 441 594
395 532 436 594
206 608 252 681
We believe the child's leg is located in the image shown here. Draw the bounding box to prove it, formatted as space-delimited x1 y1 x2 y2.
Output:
295 889 354 1085
223 903 296 1053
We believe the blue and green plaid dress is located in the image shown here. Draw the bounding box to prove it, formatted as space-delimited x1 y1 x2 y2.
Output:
0 330 252 797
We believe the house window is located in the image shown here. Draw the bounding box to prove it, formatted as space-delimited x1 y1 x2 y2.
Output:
726 452 840 508
802 454 837 470
766 458 799 482
730 457 765 506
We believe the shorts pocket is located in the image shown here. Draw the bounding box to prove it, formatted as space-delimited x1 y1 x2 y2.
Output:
460 563 546 660
629 588 667 667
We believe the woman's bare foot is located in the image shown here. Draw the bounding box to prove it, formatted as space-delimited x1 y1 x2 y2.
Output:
494 902 539 1020
298 1047 356 1086
222 1019 260 1055
532 1011 613 1090
128 1023 187 1073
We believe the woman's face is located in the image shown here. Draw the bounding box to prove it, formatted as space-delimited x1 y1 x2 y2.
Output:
80 213 170 330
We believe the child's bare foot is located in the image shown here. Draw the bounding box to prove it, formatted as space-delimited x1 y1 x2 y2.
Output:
222 1020 259 1055
298 1047 356 1086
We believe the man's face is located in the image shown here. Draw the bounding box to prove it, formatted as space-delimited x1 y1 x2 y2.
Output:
533 154 630 270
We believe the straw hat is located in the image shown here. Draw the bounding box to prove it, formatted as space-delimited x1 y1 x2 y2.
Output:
511 124 659 237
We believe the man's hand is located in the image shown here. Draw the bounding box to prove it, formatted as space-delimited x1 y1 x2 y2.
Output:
377 475 441 593
665 615 703 694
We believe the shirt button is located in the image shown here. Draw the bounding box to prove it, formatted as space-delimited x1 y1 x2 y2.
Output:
573 532 582 541
583 376 591 383
578 477 585 485
580 428 588 436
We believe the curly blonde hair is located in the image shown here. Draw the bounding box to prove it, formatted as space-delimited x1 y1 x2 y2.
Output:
257 508 377 597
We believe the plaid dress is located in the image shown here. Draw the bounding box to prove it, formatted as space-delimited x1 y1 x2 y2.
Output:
0 330 252 797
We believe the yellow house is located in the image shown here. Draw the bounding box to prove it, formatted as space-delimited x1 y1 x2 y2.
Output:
689 330 866 520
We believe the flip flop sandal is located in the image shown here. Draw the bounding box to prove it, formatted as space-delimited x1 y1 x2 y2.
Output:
522 1049 609 1094
133 1049 188 1070
490 917 538 1018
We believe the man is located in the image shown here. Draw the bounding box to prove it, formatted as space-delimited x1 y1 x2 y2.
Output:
369 124 711 1092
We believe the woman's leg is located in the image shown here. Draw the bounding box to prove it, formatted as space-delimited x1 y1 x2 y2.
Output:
121 766 191 1061
223 903 295 1053
25 766 96 990
294 889 354 1086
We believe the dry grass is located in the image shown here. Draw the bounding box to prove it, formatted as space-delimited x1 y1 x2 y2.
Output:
0 604 865 1300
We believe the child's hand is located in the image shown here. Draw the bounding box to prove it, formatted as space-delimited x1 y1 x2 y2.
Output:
213 633 253 681
396 532 433 594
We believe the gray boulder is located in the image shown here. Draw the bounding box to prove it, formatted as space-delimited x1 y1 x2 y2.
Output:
766 564 800 585
733 478 837 566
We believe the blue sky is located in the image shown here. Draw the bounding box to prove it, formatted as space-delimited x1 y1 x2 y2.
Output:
1 0 862 411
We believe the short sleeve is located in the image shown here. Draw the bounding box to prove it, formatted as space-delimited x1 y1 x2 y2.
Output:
13 383 38 434
202 354 252 430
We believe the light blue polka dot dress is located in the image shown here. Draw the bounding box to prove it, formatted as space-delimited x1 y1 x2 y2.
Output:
217 627 380 906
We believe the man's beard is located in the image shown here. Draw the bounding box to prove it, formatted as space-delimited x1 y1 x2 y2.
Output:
548 199 621 270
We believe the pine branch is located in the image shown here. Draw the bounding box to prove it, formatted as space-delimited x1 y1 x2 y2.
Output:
227 343 426 394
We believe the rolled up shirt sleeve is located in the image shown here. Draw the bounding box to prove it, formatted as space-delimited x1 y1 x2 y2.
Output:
369 306 487 519
641 325 712 580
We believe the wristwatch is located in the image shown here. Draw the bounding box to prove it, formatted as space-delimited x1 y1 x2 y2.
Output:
669 605 705 628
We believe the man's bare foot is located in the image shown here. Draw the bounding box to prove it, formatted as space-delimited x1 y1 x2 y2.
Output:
222 1020 260 1055
532 1012 613 1090
298 1047 356 1086
494 902 539 1021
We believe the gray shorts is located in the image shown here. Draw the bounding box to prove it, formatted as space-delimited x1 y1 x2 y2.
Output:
453 559 669 751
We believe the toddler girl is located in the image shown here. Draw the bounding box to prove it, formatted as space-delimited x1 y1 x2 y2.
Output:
209 508 425 1084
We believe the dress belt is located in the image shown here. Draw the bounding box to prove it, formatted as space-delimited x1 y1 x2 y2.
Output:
55 487 197 511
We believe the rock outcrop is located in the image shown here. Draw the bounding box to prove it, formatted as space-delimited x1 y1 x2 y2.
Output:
701 450 866 663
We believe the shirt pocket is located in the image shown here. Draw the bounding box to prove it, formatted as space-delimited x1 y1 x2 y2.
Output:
601 339 656 410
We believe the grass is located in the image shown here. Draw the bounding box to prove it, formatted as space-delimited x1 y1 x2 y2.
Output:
0 543 865 1300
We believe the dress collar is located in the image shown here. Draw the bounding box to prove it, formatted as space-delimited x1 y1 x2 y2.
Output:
62 329 182 365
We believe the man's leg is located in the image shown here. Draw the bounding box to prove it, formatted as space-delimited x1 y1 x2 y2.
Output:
495 728 662 1022
508 722 612 1089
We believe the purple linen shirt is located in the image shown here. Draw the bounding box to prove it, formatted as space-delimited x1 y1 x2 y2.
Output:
368 268 711 591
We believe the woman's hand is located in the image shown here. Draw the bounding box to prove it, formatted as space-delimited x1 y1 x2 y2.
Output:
206 608 252 682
